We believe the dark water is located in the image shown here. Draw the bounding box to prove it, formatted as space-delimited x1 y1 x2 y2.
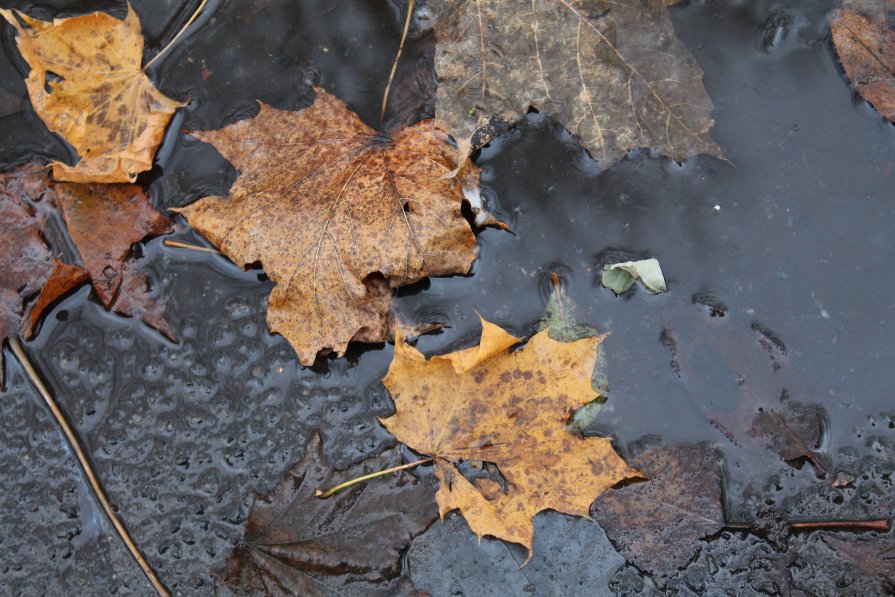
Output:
1 0 894 594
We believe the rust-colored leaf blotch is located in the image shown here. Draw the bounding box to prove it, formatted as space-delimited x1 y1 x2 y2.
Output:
1 4 184 182
380 316 642 556
176 88 478 365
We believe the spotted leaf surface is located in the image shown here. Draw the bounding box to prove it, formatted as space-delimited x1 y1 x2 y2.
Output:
1 5 184 182
380 316 642 556
176 88 478 365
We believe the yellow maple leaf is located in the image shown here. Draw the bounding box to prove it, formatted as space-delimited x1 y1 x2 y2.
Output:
1 4 184 182
380 316 643 556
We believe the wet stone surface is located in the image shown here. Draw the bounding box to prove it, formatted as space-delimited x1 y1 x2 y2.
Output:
0 0 894 594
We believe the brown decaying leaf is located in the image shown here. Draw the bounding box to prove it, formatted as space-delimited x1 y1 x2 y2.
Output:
54 183 170 302
224 431 437 596
591 442 725 579
661 306 826 474
176 88 478 365
380 316 642 556
821 534 895 582
26 259 89 338
53 182 176 340
0 166 53 388
433 0 722 166
830 2 895 122
749 401 825 476
0 5 184 182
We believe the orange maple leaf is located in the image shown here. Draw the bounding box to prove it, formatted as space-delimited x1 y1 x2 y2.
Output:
380 316 643 557
176 88 478 365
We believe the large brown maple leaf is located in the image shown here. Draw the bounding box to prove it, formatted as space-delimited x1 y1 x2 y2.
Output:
380 317 642 556
176 88 478 365
433 0 722 166
1 5 183 182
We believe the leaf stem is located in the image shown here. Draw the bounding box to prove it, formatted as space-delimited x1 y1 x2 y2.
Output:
163 239 222 254
8 338 170 597
143 0 209 71
379 0 415 125
315 457 431 499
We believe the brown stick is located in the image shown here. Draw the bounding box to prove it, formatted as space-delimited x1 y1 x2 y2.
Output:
8 338 170 597
379 0 416 125
790 519 891 532
163 239 221 254
724 518 891 533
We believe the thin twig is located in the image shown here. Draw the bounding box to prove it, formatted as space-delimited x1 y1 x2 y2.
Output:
379 0 415 125
163 239 221 254
790 519 891 532
723 518 891 533
143 0 209 71
315 457 431 499
8 338 170 597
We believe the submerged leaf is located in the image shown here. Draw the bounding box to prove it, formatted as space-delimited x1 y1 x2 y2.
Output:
380 316 642 556
433 0 722 165
830 1 895 122
591 441 725 579
177 88 478 365
224 432 437 596
1 5 184 182
408 512 625 595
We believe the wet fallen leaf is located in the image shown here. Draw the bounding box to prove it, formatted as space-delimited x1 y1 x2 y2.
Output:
224 431 437 596
820 534 895 586
830 0 895 121
661 302 827 475
536 273 608 431
408 511 625 595
177 88 478 365
602 258 667 294
591 440 725 579
0 165 53 388
26 259 89 338
380 316 642 556
53 182 175 339
749 400 826 476
1 5 184 182
433 0 722 165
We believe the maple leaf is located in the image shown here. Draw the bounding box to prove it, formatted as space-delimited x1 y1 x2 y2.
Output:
830 0 895 122
51 182 175 339
224 431 437 596
0 166 53 388
590 440 725 579
0 165 174 344
1 5 184 182
661 304 827 475
432 0 722 166
379 316 642 556
176 88 478 365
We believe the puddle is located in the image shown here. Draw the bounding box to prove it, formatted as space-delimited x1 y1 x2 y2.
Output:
1 0 893 593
